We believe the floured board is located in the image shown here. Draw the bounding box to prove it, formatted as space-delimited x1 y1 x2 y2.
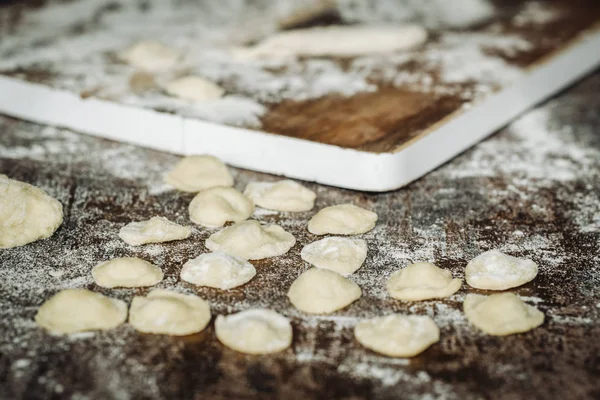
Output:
0 0 599 191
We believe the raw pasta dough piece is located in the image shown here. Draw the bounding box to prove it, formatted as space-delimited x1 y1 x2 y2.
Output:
354 314 439 357
35 289 127 335
119 216 191 246
0 175 63 249
205 220 295 260
301 237 367 276
120 40 180 71
464 293 544 336
164 76 225 102
129 289 211 336
165 155 233 193
308 204 377 235
189 187 254 228
465 249 538 290
244 180 316 212
180 252 256 289
215 309 292 354
92 257 163 288
287 268 361 314
387 262 462 301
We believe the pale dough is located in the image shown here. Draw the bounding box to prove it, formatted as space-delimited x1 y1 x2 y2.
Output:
35 289 127 335
129 289 211 336
0 175 63 249
464 293 544 336
165 155 233 193
300 237 367 276
465 249 538 290
308 204 377 235
215 309 292 354
164 75 225 102
287 268 361 314
354 314 440 358
119 216 191 246
387 262 462 301
243 180 316 212
205 220 295 260
120 40 180 72
188 187 254 228
92 257 163 288
180 252 256 290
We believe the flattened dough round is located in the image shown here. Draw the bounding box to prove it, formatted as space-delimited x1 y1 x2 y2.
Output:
387 262 462 301
465 249 538 290
464 293 544 336
92 257 163 288
181 252 256 289
189 187 254 228
165 155 233 193
164 75 225 102
215 309 292 354
119 216 191 246
243 180 316 212
120 40 180 71
301 237 367 276
308 204 377 235
129 289 211 336
35 289 127 335
205 220 295 260
0 175 63 249
287 268 361 314
354 314 440 357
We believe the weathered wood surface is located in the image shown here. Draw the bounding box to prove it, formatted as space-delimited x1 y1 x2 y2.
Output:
1 71 600 399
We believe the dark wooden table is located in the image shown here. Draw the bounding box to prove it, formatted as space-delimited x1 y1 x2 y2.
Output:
1 71 599 400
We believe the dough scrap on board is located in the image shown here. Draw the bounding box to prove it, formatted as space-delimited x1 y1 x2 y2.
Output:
165 155 233 193
465 249 538 290
119 216 191 246
164 76 225 102
180 252 256 290
308 204 377 235
92 257 163 288
120 40 180 72
244 180 316 212
387 262 462 301
189 187 254 228
301 237 368 276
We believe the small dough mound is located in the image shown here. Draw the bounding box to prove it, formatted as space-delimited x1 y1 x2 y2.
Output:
244 180 316 212
165 155 233 193
205 220 295 260
92 257 163 288
119 216 191 246
215 309 292 354
180 252 256 290
301 237 367 276
35 289 127 335
189 187 254 228
287 268 361 314
129 289 211 336
0 175 63 249
308 204 377 235
387 262 462 301
464 293 544 336
164 75 225 102
465 249 538 290
354 314 440 357
120 40 180 71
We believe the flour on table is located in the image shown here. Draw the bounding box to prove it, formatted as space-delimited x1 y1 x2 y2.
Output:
92 257 163 288
301 237 368 276
244 180 316 212
387 262 462 301
189 187 254 228
180 252 256 290
119 40 180 72
308 204 377 235
119 216 191 246
164 76 225 102
465 249 538 290
165 155 233 193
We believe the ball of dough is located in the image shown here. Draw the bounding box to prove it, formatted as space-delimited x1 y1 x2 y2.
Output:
165 155 233 193
164 75 224 102
465 250 538 290
387 262 462 301
119 40 180 71
0 175 63 249
354 314 440 358
189 187 254 228
215 309 292 354
205 220 295 260
129 289 211 336
243 180 316 212
287 268 361 314
35 289 127 335
92 257 163 288
180 252 256 290
301 237 367 276
308 204 377 235
119 216 191 246
463 293 544 336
